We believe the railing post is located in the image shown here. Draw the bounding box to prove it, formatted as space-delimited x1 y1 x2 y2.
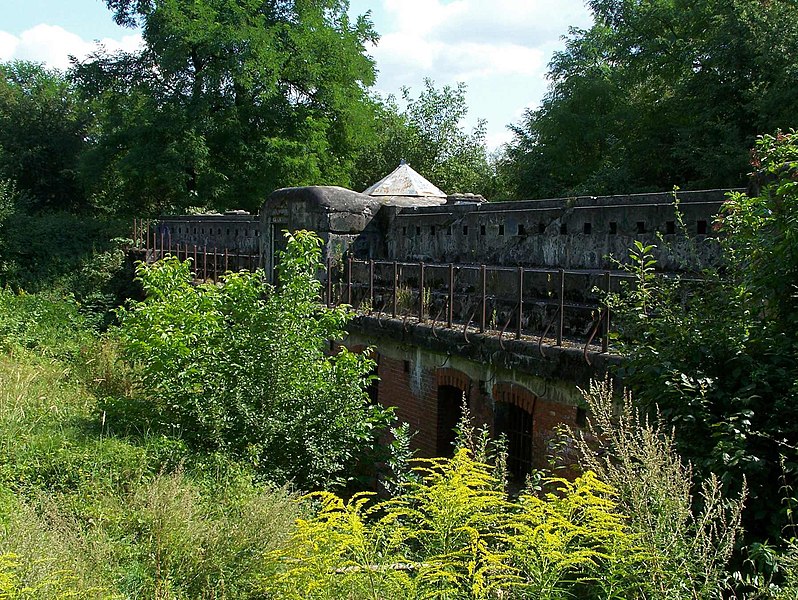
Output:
517 266 524 340
448 263 454 328
369 259 375 314
203 245 207 279
160 229 165 260
418 261 426 322
346 255 353 305
480 264 487 333
167 230 172 256
224 248 229 273
326 256 333 308
557 268 565 346
145 220 150 258
392 261 398 318
213 247 218 281
193 245 198 275
603 270 611 353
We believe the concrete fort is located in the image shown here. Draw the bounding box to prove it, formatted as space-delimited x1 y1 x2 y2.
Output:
150 164 737 475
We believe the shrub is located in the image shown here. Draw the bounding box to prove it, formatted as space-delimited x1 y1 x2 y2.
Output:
116 230 392 489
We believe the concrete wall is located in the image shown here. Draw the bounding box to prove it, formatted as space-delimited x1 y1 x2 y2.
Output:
385 189 732 271
157 213 260 254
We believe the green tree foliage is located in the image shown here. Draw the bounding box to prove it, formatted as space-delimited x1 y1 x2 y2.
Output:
499 0 798 199
610 132 798 548
116 230 392 489
0 62 88 211
352 79 494 197
74 0 379 214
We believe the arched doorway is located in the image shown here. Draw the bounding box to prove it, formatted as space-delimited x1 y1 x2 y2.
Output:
436 384 464 457
493 383 537 482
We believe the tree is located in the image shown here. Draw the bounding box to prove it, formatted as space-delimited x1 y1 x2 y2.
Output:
352 79 494 197
0 61 88 211
609 132 798 547
116 230 392 489
499 0 798 200
75 0 379 215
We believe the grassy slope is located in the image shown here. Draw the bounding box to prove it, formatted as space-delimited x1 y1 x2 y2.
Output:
0 293 298 599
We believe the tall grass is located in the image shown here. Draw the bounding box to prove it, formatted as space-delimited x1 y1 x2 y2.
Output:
0 292 300 598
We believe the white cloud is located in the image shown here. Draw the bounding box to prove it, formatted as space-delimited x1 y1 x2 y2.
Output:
365 0 592 150
0 24 142 71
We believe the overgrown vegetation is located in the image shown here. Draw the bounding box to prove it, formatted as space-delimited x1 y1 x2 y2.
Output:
608 131 798 585
116 230 392 489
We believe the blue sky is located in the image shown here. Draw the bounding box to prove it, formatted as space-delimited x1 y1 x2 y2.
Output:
0 0 593 150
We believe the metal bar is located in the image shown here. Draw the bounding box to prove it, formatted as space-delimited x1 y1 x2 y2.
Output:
369 259 375 314
224 248 229 272
392 261 398 318
193 245 198 275
480 264 487 333
346 255 353 305
160 229 165 260
558 268 565 346
419 262 426 322
213 247 218 280
603 270 611 353
326 257 333 307
447 263 454 328
203 245 207 279
517 266 524 340
167 230 172 256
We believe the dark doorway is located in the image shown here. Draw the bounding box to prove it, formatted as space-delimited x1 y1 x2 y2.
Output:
437 385 464 457
494 401 534 481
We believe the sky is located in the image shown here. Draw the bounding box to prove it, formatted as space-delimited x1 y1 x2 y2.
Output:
0 0 593 150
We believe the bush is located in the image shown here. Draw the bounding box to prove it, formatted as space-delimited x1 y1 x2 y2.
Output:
116 230 392 489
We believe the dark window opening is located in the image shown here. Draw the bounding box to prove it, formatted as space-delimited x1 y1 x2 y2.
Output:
559 223 568 235
416 226 421 236
226 229 230 235
583 222 592 235
637 221 646 234
201 228 205 234
217 228 221 235
495 400 534 481
498 224 505 236
447 225 452 236
697 220 708 235
193 227 197 234
538 223 546 234
403 360 411 373
609 222 617 235
463 225 469 235
666 221 676 235
431 226 436 236
480 224 486 236
437 385 465 457
576 407 587 427
517 224 526 236
402 227 407 236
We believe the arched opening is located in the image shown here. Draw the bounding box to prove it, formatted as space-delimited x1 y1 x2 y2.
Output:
494 400 534 481
437 385 464 457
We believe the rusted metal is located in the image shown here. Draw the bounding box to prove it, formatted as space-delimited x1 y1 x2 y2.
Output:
213 247 218 280
463 310 476 344
193 245 198 275
447 264 454 328
160 230 165 260
557 268 565 346
392 261 398 318
203 245 207 279
603 270 611 353
224 248 229 273
346 255 353 305
583 308 607 366
369 259 375 314
499 307 515 350
480 264 487 333
538 305 560 358
418 262 425 322
326 257 333 308
517 267 524 340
